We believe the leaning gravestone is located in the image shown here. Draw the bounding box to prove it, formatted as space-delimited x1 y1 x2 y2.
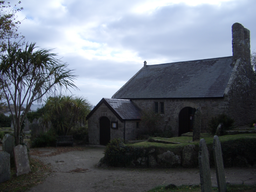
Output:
199 139 212 192
0 151 11 183
213 135 226 192
14 144 31 176
2 134 15 158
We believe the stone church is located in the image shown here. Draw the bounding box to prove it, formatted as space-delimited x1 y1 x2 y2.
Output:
86 23 256 145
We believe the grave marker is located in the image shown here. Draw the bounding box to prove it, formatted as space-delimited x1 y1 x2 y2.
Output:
199 138 212 192
2 134 15 158
213 135 226 192
0 151 11 183
14 145 31 176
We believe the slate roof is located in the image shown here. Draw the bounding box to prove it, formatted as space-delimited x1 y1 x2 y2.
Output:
86 98 141 121
112 56 234 99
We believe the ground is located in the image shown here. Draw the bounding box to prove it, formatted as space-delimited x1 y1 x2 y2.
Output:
27 146 256 192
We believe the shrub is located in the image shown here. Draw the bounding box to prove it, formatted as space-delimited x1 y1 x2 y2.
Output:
102 139 127 167
69 127 88 144
208 114 234 135
0 113 12 127
0 131 4 139
31 129 56 148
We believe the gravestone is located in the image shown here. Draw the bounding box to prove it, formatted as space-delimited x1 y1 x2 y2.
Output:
14 144 31 176
213 135 226 192
199 139 212 192
193 109 201 141
0 151 11 183
2 134 15 158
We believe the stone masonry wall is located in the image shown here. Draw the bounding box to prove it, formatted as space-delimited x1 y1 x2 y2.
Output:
132 98 227 136
225 23 256 126
88 103 137 144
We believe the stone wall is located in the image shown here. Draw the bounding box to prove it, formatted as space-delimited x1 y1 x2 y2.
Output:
225 23 256 126
132 98 227 136
88 103 137 144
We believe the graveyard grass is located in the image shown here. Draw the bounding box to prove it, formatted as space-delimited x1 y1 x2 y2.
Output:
148 184 256 192
0 157 51 192
129 133 256 148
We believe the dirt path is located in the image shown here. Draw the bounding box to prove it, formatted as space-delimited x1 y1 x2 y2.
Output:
28 146 256 192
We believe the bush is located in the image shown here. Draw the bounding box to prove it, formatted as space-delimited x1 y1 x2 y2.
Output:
31 129 56 148
208 114 234 135
0 131 4 139
102 139 127 167
0 113 12 127
69 127 88 144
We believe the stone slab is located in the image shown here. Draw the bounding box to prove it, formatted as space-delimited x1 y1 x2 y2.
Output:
14 144 31 176
2 134 15 158
213 135 226 192
0 151 11 183
199 138 212 192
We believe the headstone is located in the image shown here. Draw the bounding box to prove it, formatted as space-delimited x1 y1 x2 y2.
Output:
199 139 212 192
14 144 31 176
0 151 11 183
215 124 222 136
2 134 15 158
193 109 201 141
213 135 226 192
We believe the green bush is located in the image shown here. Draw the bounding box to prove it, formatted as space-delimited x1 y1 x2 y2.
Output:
31 129 56 148
103 139 127 167
208 114 234 135
221 137 256 167
69 127 88 144
0 131 4 139
0 114 12 127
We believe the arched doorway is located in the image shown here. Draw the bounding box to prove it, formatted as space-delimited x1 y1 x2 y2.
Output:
179 107 196 136
99 116 110 145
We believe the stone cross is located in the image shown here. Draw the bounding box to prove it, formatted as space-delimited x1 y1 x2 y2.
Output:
2 134 15 158
199 138 212 192
0 151 11 183
213 135 226 192
14 144 31 176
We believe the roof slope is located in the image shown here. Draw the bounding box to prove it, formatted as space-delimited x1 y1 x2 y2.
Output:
86 98 141 121
104 98 141 120
113 56 234 99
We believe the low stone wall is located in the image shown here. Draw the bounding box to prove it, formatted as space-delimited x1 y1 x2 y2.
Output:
101 138 256 168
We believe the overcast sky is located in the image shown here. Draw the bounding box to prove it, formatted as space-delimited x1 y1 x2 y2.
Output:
10 0 256 106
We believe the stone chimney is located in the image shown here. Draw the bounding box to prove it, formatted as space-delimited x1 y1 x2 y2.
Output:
232 23 251 64
144 61 147 67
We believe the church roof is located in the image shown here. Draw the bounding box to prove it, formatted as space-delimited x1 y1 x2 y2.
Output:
112 56 234 99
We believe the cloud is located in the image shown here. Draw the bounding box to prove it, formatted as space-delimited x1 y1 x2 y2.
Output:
6 0 256 105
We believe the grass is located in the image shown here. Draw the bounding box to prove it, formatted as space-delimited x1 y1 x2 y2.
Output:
148 184 256 192
128 133 256 149
0 157 51 192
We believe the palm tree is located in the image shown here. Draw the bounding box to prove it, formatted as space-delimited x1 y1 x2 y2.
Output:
44 96 91 136
0 42 77 145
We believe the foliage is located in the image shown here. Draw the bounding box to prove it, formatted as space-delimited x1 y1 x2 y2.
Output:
27 106 46 123
43 96 91 136
0 42 77 145
0 157 51 192
0 113 12 127
31 129 57 148
0 130 4 139
0 1 23 53
208 114 234 135
69 127 88 144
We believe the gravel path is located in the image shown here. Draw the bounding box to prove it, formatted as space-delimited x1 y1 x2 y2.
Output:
28 146 256 192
